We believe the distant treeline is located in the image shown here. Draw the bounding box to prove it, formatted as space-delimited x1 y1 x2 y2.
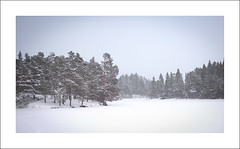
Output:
118 61 224 99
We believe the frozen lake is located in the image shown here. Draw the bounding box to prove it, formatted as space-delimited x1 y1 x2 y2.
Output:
16 98 224 133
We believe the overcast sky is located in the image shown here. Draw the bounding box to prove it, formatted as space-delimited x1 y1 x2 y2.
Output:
16 16 223 80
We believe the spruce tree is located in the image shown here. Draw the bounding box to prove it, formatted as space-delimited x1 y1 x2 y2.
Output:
164 73 170 99
150 77 157 99
169 72 175 98
158 73 165 98
174 69 185 98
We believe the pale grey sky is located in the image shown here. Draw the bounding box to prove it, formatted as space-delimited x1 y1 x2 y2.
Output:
16 16 224 79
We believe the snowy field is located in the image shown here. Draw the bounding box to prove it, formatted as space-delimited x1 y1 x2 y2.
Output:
16 98 224 133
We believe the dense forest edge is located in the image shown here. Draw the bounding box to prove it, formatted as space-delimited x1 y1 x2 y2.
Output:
16 51 224 108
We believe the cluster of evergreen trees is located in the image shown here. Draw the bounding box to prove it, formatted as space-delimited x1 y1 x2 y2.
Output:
16 51 224 108
118 61 224 99
118 73 151 98
185 61 224 99
16 51 119 108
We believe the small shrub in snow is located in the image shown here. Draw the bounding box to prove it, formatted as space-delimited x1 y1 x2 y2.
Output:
16 93 32 108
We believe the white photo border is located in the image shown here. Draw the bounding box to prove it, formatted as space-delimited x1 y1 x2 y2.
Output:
1 1 239 148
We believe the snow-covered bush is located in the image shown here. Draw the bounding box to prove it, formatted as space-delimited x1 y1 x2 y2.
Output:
16 93 33 108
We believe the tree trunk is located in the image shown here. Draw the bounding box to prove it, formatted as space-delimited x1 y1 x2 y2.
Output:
100 94 107 106
62 95 65 105
81 100 83 107
69 94 72 106
102 101 108 106
44 95 46 103
58 95 61 106
53 95 56 103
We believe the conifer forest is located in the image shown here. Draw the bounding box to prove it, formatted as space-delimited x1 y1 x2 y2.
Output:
16 51 224 108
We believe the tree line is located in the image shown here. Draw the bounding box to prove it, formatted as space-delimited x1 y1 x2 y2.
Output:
16 51 119 108
16 51 224 108
118 61 224 99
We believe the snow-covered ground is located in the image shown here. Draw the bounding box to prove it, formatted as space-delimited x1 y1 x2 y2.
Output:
16 98 224 133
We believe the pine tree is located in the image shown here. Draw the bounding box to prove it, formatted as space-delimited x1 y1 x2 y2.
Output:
25 53 31 63
87 57 104 103
46 52 58 103
101 53 119 105
216 62 224 98
16 52 33 107
64 51 78 106
150 77 157 99
169 72 175 98
139 78 145 96
158 73 165 98
22 53 35 96
164 73 170 99
185 72 201 98
28 52 44 101
72 53 86 106
18 51 22 61
174 69 185 98
35 52 52 103
53 55 67 106
132 73 139 95
199 64 208 98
